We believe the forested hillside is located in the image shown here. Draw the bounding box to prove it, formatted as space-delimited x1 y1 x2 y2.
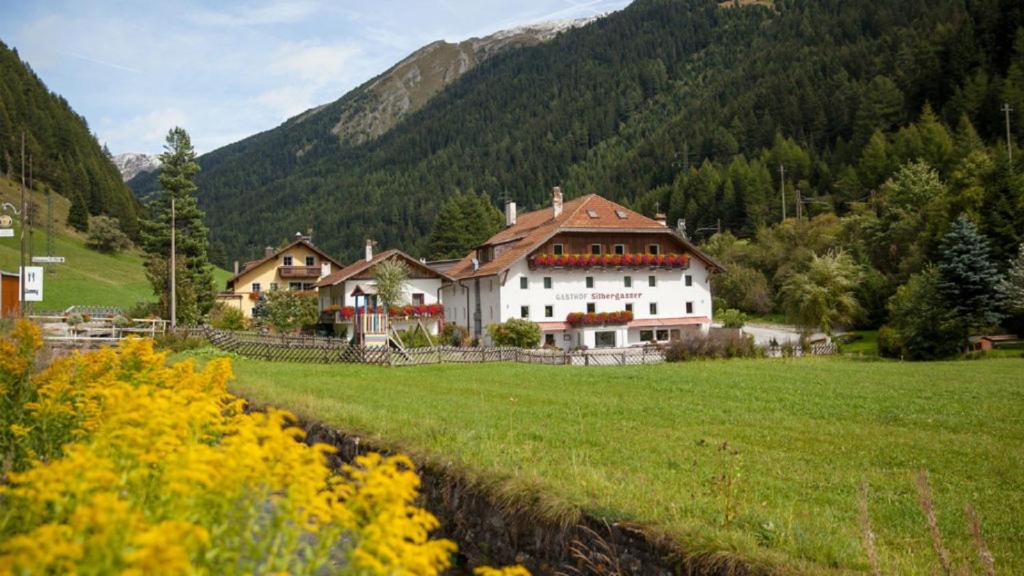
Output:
0 41 141 236
129 0 1022 266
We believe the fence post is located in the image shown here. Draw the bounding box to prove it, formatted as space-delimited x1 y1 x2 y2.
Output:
585 353 590 367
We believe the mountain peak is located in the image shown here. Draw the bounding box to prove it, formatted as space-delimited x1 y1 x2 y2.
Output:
112 153 160 181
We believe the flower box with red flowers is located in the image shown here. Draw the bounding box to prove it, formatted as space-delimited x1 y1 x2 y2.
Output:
531 252 690 269
565 309 633 327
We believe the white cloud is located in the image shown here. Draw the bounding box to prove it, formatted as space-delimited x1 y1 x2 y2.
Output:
188 0 324 27
268 40 363 83
100 108 189 153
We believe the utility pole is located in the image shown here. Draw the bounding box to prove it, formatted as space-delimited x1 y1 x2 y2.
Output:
19 131 26 316
27 155 33 316
1002 103 1014 164
779 164 786 221
170 195 176 330
795 187 803 221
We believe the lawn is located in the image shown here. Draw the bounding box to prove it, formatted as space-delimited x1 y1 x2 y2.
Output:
218 356 1024 575
0 177 231 311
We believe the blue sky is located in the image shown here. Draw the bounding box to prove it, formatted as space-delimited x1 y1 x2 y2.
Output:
0 0 630 155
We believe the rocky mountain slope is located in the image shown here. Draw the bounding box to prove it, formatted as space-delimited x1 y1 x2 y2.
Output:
112 152 160 181
329 18 598 146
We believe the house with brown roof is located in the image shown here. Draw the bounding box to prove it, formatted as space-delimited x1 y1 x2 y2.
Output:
315 241 451 337
441 187 723 350
218 234 344 318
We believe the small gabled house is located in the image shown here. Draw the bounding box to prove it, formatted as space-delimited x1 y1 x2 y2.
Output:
315 241 452 336
218 235 344 318
441 188 723 350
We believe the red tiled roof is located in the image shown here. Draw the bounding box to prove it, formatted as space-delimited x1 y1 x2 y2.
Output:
227 238 344 288
446 194 723 280
315 249 452 288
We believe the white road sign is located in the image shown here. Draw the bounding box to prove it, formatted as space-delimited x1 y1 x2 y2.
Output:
31 256 65 264
20 266 43 302
0 229 12 238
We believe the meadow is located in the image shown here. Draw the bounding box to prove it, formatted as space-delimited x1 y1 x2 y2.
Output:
0 177 230 311
220 355 1024 575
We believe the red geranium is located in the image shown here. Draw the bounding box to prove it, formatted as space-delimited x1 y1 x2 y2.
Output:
656 254 667 267
622 254 635 266
642 254 654 266
427 303 443 316
611 255 623 267
341 306 355 319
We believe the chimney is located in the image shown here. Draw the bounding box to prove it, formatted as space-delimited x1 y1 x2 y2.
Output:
505 201 517 227
655 213 667 226
365 239 374 262
264 246 274 258
233 260 239 275
552 186 563 218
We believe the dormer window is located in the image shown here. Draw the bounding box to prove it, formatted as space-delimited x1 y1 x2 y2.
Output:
283 256 293 266
478 246 495 263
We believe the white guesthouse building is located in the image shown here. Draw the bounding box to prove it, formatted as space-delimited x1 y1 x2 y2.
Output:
440 189 723 350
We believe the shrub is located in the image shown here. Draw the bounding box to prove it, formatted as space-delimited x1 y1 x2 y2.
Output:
887 267 961 360
153 331 207 352
877 325 902 358
441 324 469 347
663 331 760 362
85 215 133 253
0 323 523 576
486 319 541 348
127 301 161 319
111 314 130 328
261 291 318 333
209 303 247 330
396 327 434 348
718 308 748 329
66 313 84 326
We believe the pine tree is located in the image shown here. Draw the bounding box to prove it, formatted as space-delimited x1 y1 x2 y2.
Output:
936 216 1004 348
67 192 90 232
140 127 215 325
427 191 502 260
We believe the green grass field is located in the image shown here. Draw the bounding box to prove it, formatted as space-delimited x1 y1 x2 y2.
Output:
214 355 1024 575
0 177 230 311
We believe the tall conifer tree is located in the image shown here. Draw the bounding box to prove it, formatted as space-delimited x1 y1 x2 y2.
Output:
141 127 214 324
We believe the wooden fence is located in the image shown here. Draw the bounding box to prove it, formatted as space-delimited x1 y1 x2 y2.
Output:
188 328 836 367
190 328 669 367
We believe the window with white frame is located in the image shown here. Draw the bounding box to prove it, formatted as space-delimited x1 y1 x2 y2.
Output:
251 282 261 292
283 255 293 266
648 244 660 255
553 244 564 255
614 244 625 255
590 244 602 255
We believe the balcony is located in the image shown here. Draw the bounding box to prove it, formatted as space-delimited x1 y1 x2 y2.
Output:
529 253 690 270
279 266 321 279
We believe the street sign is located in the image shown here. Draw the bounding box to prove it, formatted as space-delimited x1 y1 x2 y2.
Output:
20 266 43 302
31 256 65 264
0 229 12 238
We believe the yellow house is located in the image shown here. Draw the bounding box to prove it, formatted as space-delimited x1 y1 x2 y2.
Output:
218 235 345 318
